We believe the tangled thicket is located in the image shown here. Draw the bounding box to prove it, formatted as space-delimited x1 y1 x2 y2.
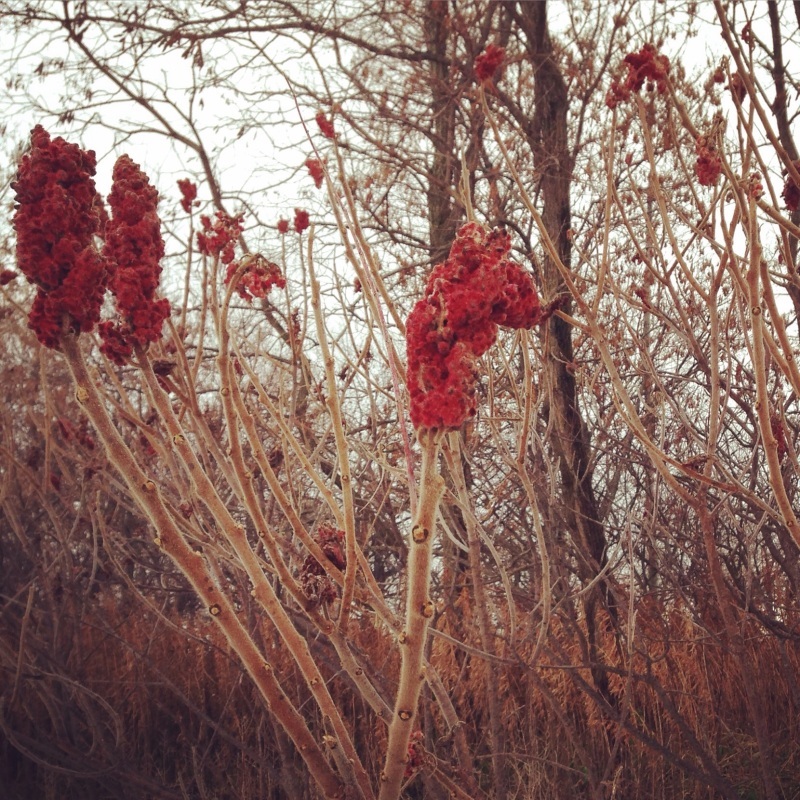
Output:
3 3 800 800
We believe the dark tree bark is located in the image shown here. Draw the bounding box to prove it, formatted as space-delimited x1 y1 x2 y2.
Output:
511 1 609 588
424 0 464 265
510 0 617 703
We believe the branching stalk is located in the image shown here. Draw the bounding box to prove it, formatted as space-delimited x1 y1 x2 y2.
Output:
59 333 344 799
378 429 444 800
306 227 359 630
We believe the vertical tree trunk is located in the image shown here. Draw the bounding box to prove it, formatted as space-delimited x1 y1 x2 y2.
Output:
511 0 616 699
424 0 463 264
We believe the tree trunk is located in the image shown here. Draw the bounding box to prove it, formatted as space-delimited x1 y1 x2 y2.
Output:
511 0 617 702
424 0 463 265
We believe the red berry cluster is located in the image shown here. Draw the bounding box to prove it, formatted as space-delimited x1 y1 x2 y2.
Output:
13 128 174 361
12 126 108 347
315 112 335 140
224 255 286 302
305 158 325 189
294 208 310 234
782 162 800 213
99 156 171 364
404 730 425 779
177 178 198 214
276 212 310 235
474 44 505 84
299 523 346 609
196 210 245 263
694 140 722 187
606 44 670 109
406 223 544 431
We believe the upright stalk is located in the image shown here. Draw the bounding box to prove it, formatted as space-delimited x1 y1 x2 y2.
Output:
306 229 358 630
445 432 507 798
379 429 444 799
59 333 344 799
133 346 374 800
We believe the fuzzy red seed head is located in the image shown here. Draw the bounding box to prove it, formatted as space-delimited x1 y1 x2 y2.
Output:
98 319 133 364
294 208 310 234
12 125 109 347
196 211 244 257
315 112 336 140
623 44 669 94
404 730 425 779
746 172 764 200
406 223 543 431
224 255 286 302
782 162 800 212
99 155 170 363
474 44 505 84
694 141 722 187
606 44 669 108
177 178 198 214
277 217 290 234
305 158 325 189
492 260 543 328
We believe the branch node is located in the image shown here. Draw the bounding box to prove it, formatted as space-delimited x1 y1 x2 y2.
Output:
411 524 429 543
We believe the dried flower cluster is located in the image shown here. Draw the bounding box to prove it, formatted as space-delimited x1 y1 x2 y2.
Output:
694 139 722 187
606 44 670 109
196 210 244 263
13 127 174 360
224 255 286 302
12 126 108 347
728 72 747 103
406 223 545 431
771 413 789 462
305 158 325 189
177 178 198 214
300 524 346 609
404 731 425 778
56 416 96 451
315 112 335 140
783 162 800 212
474 44 505 84
100 156 170 364
746 172 764 200
294 208 310 234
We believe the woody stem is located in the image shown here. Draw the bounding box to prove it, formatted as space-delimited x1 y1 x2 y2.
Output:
379 429 444 799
